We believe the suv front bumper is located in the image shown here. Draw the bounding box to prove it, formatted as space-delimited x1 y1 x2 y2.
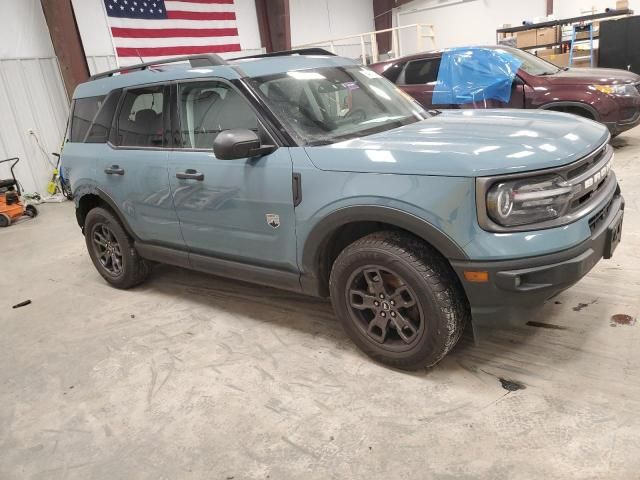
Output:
451 192 624 329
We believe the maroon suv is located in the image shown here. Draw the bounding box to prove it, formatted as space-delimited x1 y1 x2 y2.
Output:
371 45 640 135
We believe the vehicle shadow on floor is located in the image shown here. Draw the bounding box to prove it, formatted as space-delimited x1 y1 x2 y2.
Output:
142 264 584 379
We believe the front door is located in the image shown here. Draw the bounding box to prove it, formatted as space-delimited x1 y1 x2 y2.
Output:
168 80 298 273
99 84 184 248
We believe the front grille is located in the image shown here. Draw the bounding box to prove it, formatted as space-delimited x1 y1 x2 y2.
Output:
589 196 614 233
566 146 606 179
562 142 614 216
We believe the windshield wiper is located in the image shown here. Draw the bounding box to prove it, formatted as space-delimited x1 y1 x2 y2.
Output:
428 109 442 116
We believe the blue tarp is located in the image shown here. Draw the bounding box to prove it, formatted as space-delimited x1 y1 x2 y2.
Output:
432 47 523 105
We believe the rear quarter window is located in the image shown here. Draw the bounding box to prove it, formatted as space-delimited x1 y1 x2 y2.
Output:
69 92 120 143
69 96 105 143
403 58 442 85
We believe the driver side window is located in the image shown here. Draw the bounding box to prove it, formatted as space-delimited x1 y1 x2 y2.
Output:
178 81 260 149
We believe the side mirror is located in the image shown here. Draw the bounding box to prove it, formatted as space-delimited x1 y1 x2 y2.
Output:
513 76 525 86
213 129 277 160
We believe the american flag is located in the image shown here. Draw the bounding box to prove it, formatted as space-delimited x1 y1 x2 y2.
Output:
103 0 241 64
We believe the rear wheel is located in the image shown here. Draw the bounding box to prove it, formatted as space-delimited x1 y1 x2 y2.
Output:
0 213 10 227
84 207 150 289
329 231 469 370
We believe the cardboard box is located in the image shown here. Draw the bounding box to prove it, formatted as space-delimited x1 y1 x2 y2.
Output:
516 30 537 48
540 52 570 67
539 50 598 68
617 0 629 10
536 26 558 46
536 47 560 56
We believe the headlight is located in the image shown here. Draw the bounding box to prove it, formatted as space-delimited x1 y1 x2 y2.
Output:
593 84 639 96
486 175 573 227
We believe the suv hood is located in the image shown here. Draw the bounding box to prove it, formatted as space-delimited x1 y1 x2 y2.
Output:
304 109 610 177
545 67 640 85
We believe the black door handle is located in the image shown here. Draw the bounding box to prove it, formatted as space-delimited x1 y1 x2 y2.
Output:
105 165 125 175
176 169 204 181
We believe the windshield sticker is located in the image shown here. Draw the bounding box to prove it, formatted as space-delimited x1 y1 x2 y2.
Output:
342 81 360 91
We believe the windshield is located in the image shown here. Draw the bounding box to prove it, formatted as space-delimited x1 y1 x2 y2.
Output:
247 66 429 145
495 47 561 76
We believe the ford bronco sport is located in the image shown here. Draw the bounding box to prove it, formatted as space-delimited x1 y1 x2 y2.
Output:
61 49 624 370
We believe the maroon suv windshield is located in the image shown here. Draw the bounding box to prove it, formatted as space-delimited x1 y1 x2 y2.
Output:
496 47 561 76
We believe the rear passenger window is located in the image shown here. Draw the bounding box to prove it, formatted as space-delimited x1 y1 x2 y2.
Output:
403 58 441 85
70 96 104 142
85 90 120 143
116 86 165 147
178 81 260 149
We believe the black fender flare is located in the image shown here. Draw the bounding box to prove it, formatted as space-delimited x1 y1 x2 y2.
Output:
74 186 138 240
300 205 468 296
539 101 600 121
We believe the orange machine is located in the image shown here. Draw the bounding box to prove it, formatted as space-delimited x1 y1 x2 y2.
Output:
0 157 37 227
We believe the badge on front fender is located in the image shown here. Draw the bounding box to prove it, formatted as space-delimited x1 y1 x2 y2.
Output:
266 213 280 229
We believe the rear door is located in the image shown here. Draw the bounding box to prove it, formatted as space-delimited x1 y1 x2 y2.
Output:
99 84 184 247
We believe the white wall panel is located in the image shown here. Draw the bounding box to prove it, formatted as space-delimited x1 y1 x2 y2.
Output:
0 0 69 195
0 58 69 194
290 0 375 58
0 0 55 59
395 0 545 53
86 55 119 76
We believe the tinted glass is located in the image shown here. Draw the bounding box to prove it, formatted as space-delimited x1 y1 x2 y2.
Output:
178 81 259 149
403 58 441 84
116 86 165 147
70 96 104 142
380 62 405 84
85 90 121 143
250 66 428 145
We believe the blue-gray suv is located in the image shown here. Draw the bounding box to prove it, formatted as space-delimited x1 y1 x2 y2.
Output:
61 49 624 369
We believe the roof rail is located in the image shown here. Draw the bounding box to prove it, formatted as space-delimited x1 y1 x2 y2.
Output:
231 48 336 60
89 54 227 80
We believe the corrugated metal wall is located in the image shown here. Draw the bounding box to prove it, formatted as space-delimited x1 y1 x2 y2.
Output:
86 55 118 76
0 57 69 194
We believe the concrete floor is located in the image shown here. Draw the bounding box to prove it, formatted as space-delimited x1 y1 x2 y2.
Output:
1 133 639 480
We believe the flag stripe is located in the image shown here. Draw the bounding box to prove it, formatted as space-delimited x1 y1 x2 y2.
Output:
111 27 238 38
116 44 241 56
169 0 234 3
167 10 236 20
106 18 237 29
114 36 239 47
164 1 235 11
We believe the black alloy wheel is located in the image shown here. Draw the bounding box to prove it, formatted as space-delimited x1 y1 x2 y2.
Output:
347 265 425 351
91 223 124 277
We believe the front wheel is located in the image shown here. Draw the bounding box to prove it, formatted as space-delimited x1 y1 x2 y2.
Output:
329 231 469 370
84 207 150 289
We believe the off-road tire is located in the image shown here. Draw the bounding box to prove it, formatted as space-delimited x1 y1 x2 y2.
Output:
84 207 150 289
329 231 469 370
